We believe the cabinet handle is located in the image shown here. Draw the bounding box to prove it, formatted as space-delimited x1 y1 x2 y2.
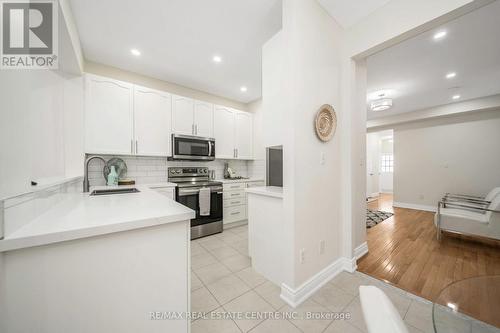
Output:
231 212 240 215
131 140 134 154
192 124 194 135
136 140 138 154
236 149 238 158
195 124 198 135
231 193 239 196
231 201 240 204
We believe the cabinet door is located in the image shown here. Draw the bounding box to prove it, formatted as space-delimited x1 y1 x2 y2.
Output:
235 111 253 160
214 105 235 159
171 95 194 135
85 75 133 155
193 100 214 137
134 86 172 156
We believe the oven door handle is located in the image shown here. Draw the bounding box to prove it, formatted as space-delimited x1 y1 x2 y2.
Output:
178 186 223 196
208 141 212 157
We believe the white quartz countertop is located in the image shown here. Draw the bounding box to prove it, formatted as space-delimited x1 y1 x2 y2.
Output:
216 178 264 184
0 185 194 253
245 186 283 198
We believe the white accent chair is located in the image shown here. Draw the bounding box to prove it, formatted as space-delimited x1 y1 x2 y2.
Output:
435 195 500 240
359 286 409 333
443 187 500 209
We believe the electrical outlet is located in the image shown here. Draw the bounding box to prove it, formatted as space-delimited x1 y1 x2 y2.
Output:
319 240 325 254
300 249 305 263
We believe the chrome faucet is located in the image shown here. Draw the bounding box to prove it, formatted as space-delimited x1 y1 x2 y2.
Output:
83 155 106 192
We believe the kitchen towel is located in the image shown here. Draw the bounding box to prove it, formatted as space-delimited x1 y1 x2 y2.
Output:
199 187 211 216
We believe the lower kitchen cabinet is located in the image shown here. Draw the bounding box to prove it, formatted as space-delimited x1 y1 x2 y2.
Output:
222 180 264 225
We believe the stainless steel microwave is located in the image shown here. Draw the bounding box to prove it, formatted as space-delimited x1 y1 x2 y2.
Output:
170 134 215 161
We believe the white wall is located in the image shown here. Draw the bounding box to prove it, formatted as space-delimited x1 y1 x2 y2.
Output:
0 71 84 199
261 0 343 288
394 110 500 209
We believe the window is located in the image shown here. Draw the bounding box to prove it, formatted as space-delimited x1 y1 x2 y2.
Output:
381 154 394 172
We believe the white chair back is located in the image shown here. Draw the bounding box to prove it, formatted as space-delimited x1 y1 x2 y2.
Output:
359 286 409 333
485 187 500 202
486 195 500 221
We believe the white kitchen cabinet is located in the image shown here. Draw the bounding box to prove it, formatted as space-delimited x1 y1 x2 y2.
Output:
85 75 133 155
214 107 253 160
235 111 253 159
172 95 195 136
214 105 236 159
194 100 214 137
172 96 214 137
134 86 171 156
222 179 264 225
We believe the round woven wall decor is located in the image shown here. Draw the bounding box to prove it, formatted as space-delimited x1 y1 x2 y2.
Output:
314 104 337 142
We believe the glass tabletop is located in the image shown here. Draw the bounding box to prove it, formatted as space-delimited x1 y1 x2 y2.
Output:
433 275 500 333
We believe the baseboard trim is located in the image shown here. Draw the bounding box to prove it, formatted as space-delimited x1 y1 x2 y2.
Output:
354 242 368 260
280 257 356 308
393 201 437 212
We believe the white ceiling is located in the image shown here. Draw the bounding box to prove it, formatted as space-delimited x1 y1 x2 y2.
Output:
367 0 500 119
318 0 391 28
68 0 282 103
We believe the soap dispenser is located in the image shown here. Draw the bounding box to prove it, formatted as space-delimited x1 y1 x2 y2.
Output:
107 165 119 186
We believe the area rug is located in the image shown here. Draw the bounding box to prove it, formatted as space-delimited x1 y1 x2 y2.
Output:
366 209 394 228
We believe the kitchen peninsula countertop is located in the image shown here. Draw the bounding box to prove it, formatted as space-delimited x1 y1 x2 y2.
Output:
0 184 194 252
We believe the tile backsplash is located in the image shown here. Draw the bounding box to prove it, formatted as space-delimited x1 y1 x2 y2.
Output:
87 155 261 187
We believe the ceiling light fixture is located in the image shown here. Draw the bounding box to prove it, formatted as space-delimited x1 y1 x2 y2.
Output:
130 49 141 56
240 86 248 92
213 55 222 63
433 30 447 40
452 94 461 100
370 98 393 112
446 72 456 79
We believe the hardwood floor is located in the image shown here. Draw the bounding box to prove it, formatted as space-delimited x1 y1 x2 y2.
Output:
360 194 500 303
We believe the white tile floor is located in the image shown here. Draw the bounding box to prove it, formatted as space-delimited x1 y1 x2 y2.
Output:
190 225 499 333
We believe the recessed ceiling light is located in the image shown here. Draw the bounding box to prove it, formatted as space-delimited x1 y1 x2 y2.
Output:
446 72 456 79
213 55 222 63
130 49 141 56
452 94 461 100
240 86 248 92
433 31 447 40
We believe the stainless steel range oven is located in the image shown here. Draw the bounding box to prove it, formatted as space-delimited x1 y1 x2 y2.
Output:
170 134 215 161
168 167 223 239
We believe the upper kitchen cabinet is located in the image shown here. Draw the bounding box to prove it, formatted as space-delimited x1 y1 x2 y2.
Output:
214 107 253 160
214 105 235 159
194 100 214 137
171 95 195 136
85 74 133 155
172 95 214 137
234 111 253 159
134 86 172 156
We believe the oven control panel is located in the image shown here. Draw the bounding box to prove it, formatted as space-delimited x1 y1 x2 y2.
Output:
168 167 209 177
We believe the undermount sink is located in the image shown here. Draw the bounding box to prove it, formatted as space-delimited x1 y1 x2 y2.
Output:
89 188 140 196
